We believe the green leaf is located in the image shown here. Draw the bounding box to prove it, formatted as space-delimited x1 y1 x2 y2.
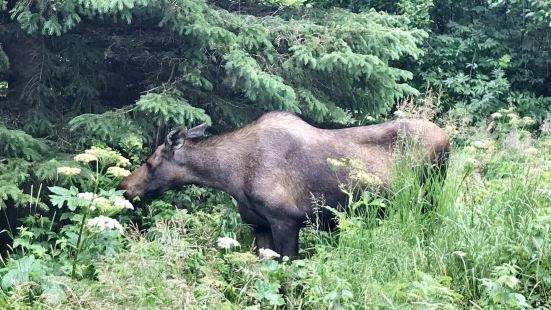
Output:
1 255 47 290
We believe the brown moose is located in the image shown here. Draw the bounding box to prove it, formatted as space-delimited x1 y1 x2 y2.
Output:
118 111 449 259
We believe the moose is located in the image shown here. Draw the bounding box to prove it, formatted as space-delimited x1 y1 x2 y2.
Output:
119 111 449 259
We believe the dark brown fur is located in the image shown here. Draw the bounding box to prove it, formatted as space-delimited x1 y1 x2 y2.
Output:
119 111 449 259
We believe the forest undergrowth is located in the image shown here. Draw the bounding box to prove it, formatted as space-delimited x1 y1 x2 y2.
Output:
1 109 549 309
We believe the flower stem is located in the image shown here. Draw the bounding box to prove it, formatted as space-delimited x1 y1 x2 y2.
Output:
71 210 88 279
71 161 99 279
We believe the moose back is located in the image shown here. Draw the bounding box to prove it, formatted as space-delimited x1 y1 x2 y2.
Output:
118 111 449 259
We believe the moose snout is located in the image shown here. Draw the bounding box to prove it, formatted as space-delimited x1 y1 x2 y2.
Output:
117 165 149 200
117 178 139 200
121 188 137 200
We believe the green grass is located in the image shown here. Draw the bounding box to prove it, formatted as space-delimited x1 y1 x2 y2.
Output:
2 137 550 309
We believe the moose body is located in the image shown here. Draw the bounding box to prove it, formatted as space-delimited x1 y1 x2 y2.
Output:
119 111 449 259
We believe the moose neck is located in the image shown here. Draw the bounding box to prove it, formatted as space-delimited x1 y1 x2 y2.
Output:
181 136 248 198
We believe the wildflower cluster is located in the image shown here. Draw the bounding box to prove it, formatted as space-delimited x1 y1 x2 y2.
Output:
74 146 130 167
57 166 81 176
77 192 95 201
74 153 98 163
258 248 281 260
87 216 124 234
489 107 534 132
113 196 133 210
67 146 132 179
472 140 492 150
107 166 131 177
217 237 240 249
77 192 133 214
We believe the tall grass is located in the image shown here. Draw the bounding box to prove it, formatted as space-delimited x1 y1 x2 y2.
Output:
294 138 550 309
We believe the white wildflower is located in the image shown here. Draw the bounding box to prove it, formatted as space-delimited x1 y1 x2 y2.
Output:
117 155 130 167
216 237 240 249
507 113 519 120
74 153 98 163
525 147 539 156
508 113 521 126
107 166 131 177
84 146 120 164
521 116 534 126
87 216 123 233
472 140 490 150
490 112 502 119
57 166 81 176
91 197 111 212
258 248 281 260
113 196 133 210
77 192 95 201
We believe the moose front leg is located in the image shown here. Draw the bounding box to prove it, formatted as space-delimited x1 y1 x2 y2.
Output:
244 190 302 259
270 220 300 260
237 203 277 253
254 228 275 253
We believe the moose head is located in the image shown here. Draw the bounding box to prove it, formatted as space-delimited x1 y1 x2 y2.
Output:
118 123 208 199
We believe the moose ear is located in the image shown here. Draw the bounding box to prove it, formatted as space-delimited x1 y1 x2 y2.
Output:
186 123 208 139
166 126 187 149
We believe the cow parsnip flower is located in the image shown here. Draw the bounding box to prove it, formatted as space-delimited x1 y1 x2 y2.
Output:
217 237 240 249
90 197 111 212
258 248 281 260
507 113 519 120
74 153 98 163
117 155 130 167
57 166 81 176
87 216 123 233
113 196 133 210
107 166 131 177
490 112 502 119
521 116 534 126
77 192 95 201
84 146 121 164
472 140 491 150
525 147 539 156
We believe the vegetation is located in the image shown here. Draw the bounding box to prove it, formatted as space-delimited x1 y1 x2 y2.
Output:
0 0 550 308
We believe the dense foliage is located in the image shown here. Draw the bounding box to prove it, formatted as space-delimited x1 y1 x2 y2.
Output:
0 0 550 308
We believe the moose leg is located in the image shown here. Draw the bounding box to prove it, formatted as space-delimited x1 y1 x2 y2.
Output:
237 203 276 253
254 228 275 252
270 220 300 260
